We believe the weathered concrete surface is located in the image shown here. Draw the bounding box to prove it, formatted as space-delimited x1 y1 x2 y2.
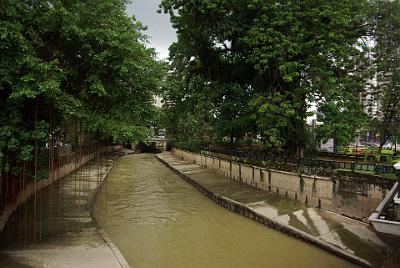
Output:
158 152 400 268
0 145 124 234
0 153 95 234
0 151 130 268
174 149 391 222
1 228 125 268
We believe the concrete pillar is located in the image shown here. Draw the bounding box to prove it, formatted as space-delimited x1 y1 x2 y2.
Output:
239 164 242 182
229 161 232 179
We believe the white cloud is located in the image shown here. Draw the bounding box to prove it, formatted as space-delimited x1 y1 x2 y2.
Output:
126 0 177 60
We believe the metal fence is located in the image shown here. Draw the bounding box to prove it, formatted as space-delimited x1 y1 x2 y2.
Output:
206 145 395 175
0 125 105 216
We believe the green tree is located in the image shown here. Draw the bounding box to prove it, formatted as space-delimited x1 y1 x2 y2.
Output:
161 0 370 155
316 97 365 153
369 0 400 155
161 74 214 141
213 83 255 147
0 0 163 176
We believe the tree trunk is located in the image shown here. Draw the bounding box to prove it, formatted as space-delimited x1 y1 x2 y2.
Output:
33 100 38 244
229 133 234 150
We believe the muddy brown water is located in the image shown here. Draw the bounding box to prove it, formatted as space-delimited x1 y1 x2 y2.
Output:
93 154 356 268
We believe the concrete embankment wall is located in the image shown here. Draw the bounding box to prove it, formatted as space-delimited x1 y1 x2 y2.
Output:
158 152 371 267
0 145 123 233
173 149 335 210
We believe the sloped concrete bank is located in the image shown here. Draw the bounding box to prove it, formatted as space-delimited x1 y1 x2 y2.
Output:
0 152 95 234
0 145 123 234
0 148 130 268
173 149 389 223
157 152 388 268
89 151 132 268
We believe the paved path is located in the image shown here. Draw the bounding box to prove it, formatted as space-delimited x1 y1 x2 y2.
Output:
0 152 130 268
158 152 400 268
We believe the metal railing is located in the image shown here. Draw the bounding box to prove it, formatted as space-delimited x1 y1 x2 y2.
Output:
206 145 395 174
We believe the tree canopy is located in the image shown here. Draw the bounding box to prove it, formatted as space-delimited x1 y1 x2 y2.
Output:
369 0 400 153
160 0 370 154
0 0 163 174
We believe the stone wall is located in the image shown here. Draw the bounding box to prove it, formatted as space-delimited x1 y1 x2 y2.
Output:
173 149 334 210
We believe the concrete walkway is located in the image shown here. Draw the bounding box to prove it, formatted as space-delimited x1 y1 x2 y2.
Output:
158 152 400 268
0 152 130 268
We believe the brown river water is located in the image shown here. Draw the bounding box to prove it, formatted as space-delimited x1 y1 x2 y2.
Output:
93 154 355 268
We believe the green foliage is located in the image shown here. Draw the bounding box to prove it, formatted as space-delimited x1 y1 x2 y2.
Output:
213 83 255 142
171 140 210 153
0 0 163 175
161 74 215 141
0 99 49 173
250 92 304 149
161 0 370 154
368 0 400 153
316 92 366 150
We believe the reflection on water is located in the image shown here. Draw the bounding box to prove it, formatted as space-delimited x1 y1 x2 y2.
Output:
93 154 355 268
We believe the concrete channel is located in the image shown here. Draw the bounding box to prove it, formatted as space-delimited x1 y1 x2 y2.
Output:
157 151 400 267
0 151 130 268
1 150 399 267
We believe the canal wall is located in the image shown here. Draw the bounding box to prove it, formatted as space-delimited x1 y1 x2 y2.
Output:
0 146 131 268
157 152 373 267
172 149 387 222
0 145 123 234
173 149 331 208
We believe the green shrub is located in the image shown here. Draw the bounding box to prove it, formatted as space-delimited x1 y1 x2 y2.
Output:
171 140 210 153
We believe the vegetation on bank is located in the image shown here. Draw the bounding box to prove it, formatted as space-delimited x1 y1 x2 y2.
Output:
0 0 164 195
336 169 398 181
159 0 400 160
1 0 400 189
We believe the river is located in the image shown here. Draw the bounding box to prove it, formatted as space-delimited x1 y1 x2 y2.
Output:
93 154 355 268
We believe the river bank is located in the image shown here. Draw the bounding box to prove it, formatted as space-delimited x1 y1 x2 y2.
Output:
0 150 130 268
157 152 400 267
93 153 355 268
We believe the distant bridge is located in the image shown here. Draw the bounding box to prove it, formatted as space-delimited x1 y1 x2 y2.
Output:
148 136 167 152
132 136 167 152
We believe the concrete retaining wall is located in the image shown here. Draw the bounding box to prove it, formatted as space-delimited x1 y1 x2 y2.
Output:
0 145 122 233
173 149 335 209
159 153 371 267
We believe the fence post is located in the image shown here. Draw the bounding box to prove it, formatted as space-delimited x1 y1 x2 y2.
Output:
351 161 355 172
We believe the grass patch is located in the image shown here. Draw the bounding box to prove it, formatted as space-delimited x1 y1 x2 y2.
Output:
392 157 400 165
381 149 394 155
379 173 398 180
336 168 398 181
336 168 375 176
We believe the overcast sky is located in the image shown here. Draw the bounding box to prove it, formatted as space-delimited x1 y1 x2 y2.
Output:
126 0 176 59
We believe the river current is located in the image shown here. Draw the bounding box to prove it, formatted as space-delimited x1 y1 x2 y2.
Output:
93 154 354 268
